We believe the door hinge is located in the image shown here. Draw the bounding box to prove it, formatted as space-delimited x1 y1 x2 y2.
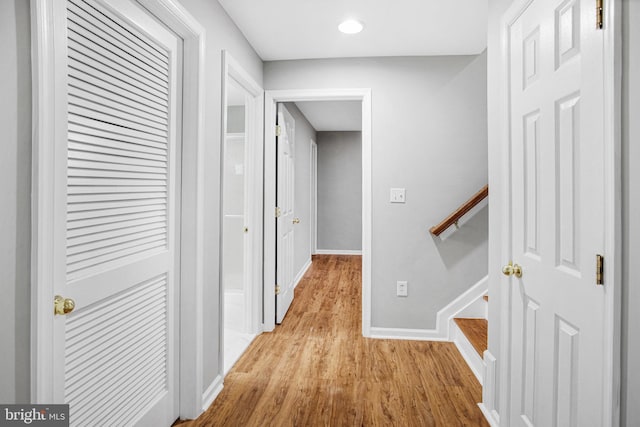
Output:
596 0 603 29
276 125 282 137
275 284 281 295
596 254 604 285
275 206 282 218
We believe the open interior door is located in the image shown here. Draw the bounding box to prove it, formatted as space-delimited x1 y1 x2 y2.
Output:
275 104 296 323
503 0 611 425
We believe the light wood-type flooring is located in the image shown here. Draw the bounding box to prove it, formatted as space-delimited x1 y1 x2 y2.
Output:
181 255 489 426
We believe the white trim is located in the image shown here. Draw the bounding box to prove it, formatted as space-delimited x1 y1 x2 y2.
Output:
293 258 312 289
452 320 484 384
201 375 224 413
439 275 488 338
315 249 363 256
369 275 488 341
496 1 621 425
138 1 206 419
602 1 622 425
30 0 59 402
263 89 372 335
310 139 317 256
479 350 500 427
478 404 500 427
369 327 449 341
30 0 207 419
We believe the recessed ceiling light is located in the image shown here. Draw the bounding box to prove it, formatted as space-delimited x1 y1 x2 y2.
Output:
338 19 364 34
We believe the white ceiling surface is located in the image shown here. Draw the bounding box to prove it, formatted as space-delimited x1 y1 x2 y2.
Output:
295 101 362 132
217 0 488 61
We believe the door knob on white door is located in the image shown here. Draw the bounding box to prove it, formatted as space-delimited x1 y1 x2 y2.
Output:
54 295 75 315
502 261 522 278
292 218 300 224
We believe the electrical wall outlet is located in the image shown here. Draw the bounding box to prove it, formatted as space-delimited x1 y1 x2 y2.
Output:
396 281 408 297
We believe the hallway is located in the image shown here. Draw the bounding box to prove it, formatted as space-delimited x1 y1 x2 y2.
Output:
185 255 488 426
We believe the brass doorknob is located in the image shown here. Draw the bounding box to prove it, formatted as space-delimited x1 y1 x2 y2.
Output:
293 218 300 224
54 295 76 315
502 261 522 278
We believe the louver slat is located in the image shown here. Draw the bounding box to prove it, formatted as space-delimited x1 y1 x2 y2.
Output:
68 122 167 151
65 275 168 426
66 32 168 100
68 96 168 135
68 0 168 71
66 5 169 82
66 0 170 281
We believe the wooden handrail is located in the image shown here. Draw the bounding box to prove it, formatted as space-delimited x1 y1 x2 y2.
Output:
430 185 488 236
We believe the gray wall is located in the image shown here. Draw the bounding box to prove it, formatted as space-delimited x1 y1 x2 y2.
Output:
316 131 362 251
282 103 316 279
0 0 31 404
487 0 640 424
265 54 489 329
622 1 639 425
0 0 263 402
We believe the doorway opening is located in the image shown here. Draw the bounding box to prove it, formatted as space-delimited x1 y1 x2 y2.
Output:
263 89 372 333
220 51 264 375
222 80 255 372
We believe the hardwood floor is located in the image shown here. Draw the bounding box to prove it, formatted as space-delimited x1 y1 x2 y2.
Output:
183 255 488 426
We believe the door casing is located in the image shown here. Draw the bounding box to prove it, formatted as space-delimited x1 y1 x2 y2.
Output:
219 50 264 376
263 89 372 334
310 139 317 256
495 0 621 426
30 0 207 419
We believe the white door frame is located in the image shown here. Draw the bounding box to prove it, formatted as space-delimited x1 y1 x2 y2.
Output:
263 89 372 335
310 139 317 256
496 1 621 425
30 0 207 419
220 50 264 344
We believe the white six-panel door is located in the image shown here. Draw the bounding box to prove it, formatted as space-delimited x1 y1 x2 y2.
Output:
52 0 181 425
505 0 606 425
276 104 296 323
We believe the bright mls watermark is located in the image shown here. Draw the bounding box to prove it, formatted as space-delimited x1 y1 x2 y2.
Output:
0 405 69 426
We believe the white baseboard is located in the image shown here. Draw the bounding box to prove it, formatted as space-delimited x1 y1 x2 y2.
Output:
452 321 484 385
201 374 224 412
293 258 312 289
369 326 448 341
315 249 362 255
478 403 500 427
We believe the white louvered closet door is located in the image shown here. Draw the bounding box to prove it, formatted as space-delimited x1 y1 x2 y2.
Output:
52 0 181 425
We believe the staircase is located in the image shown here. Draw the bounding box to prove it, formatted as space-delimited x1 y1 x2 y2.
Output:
451 293 488 384
429 185 490 385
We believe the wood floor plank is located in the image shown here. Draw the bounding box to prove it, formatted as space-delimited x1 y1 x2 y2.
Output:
181 255 488 426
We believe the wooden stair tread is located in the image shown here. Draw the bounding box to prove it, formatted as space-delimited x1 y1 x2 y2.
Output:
454 318 488 357
483 295 489 302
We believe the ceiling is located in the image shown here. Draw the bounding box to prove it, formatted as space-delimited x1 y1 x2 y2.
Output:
217 0 488 61
295 101 362 132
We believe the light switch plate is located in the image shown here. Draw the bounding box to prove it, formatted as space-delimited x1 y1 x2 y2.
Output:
396 281 408 297
390 188 406 203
